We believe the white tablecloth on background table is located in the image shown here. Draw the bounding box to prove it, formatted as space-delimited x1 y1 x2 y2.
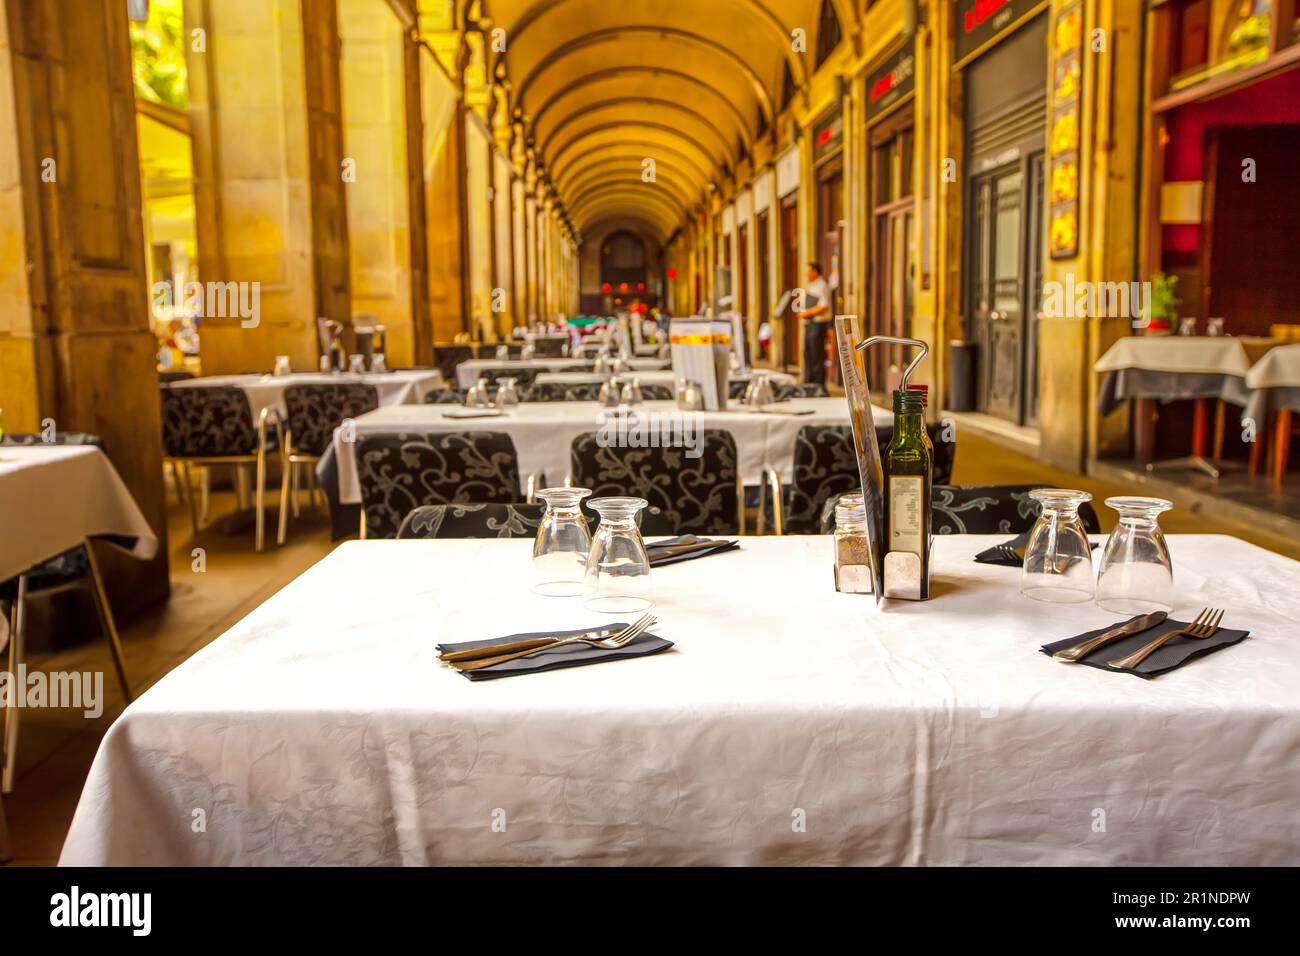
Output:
60 534 1300 866
455 358 667 389
168 371 445 425
329 397 882 503
0 446 158 582
533 369 796 390
1094 336 1277 375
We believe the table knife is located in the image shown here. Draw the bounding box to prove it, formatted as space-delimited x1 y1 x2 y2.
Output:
439 625 619 663
1052 611 1168 663
647 540 731 562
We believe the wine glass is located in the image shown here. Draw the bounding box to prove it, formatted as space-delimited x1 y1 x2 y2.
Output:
531 487 592 597
584 497 652 613
1096 497 1174 614
1020 489 1095 604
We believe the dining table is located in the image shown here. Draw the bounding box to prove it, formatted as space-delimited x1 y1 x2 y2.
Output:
58 533 1299 866
166 370 446 427
0 444 158 584
1095 335 1278 466
322 396 884 506
533 369 797 391
455 357 668 389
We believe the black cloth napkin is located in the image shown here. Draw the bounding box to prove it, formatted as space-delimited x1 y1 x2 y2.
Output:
1040 617 1251 679
438 624 673 681
975 530 1098 567
644 534 739 567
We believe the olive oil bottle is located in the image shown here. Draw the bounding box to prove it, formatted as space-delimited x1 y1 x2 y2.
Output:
883 387 931 600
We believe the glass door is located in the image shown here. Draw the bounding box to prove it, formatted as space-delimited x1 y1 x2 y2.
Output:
970 163 1027 423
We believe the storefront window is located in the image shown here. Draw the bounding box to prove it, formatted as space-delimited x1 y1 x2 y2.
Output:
1169 0 1273 92
128 0 187 110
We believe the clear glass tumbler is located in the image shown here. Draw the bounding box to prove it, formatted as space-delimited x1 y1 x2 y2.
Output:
531 487 592 597
1095 496 1174 614
584 497 653 613
1020 489 1096 604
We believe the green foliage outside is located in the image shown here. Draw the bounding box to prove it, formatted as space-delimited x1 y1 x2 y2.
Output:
129 0 187 110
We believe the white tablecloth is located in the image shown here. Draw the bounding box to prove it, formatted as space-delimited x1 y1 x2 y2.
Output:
533 369 796 390
1094 335 1276 375
330 397 881 503
0 446 158 582
60 534 1300 866
169 371 445 425
1245 342 1300 389
456 358 667 389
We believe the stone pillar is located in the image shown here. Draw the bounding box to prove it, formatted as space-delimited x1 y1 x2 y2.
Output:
0 0 168 609
338 0 426 365
186 0 351 374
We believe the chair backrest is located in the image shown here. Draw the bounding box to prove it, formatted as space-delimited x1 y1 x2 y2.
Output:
478 366 540 388
776 382 828 400
355 431 522 539
158 370 196 384
423 388 467 405
398 502 545 539
728 380 749 401
523 381 579 402
433 344 474 382
638 383 675 401
160 385 259 458
785 425 860 535
875 422 956 484
284 382 379 457
0 432 106 452
569 429 741 535
817 484 1103 535
531 337 567 357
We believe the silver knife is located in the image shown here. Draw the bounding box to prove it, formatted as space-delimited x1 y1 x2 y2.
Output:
1052 611 1168 663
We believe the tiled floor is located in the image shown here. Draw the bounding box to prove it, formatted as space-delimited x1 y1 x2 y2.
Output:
4 429 1295 864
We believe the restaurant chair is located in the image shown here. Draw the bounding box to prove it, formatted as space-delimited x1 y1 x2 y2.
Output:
160 385 281 551
355 432 530 539
278 382 379 545
638 384 675 401
423 388 467 405
0 432 132 794
432 344 474 383
763 424 959 535
776 382 829 400
158 370 195 384
816 485 1104 535
397 503 545 539
568 430 743 536
728 380 750 401
478 366 541 389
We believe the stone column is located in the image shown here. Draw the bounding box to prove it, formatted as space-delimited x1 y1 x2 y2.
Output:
186 0 351 374
0 0 169 609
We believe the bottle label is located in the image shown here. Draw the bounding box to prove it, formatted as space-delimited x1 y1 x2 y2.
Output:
889 476 924 555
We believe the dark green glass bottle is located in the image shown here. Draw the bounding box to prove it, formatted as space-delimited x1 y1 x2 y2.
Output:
884 387 931 599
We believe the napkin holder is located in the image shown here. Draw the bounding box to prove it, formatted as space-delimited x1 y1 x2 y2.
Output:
669 318 731 410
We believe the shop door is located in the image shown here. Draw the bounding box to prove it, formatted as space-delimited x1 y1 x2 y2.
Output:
970 163 1028 422
756 210 771 358
779 195 800 370
871 202 916 393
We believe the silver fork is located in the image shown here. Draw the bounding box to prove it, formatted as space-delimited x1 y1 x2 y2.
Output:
1108 608 1223 670
995 544 1023 565
450 614 657 671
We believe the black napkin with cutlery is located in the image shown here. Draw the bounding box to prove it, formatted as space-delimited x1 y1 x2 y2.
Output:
1040 617 1251 678
975 530 1098 567
645 534 740 567
437 624 673 681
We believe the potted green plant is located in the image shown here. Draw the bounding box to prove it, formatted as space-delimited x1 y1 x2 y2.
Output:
1142 272 1179 335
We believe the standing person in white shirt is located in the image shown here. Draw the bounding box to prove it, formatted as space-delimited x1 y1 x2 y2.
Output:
796 262 833 385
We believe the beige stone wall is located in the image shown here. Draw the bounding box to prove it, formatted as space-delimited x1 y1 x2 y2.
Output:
0 0 168 608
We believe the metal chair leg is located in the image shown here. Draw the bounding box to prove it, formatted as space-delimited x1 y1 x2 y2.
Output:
200 466 211 523
255 446 267 551
169 460 187 509
277 450 292 547
2 576 27 794
179 462 200 535
290 462 301 518
82 542 132 705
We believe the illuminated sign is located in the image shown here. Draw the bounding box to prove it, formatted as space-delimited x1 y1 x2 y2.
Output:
954 0 1043 65
865 40 916 123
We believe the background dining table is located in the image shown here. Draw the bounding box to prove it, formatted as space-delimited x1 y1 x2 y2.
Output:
0 444 157 584
454 357 668 389
322 396 884 505
533 369 797 391
166 369 446 426
58 533 1299 866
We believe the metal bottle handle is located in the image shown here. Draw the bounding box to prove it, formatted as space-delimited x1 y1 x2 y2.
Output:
856 335 929 391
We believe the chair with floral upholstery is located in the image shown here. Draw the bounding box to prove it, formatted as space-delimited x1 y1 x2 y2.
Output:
355 431 528 539
568 429 743 536
160 384 281 550
776 382 828 400
816 484 1103 536
397 503 546 539
278 382 380 544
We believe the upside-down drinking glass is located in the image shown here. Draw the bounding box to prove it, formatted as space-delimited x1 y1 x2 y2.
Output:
531 487 592 597
1095 496 1174 614
584 497 653 613
1020 489 1095 604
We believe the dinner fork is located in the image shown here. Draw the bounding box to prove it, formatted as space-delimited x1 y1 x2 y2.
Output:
449 614 657 672
1107 607 1223 670
995 544 1023 565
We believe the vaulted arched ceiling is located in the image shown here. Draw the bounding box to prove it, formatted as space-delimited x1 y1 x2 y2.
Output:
489 0 852 243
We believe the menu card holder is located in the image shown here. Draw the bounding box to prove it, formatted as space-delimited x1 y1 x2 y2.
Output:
834 316 886 604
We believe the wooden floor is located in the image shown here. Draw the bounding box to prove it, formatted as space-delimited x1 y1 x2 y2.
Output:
4 430 1295 865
